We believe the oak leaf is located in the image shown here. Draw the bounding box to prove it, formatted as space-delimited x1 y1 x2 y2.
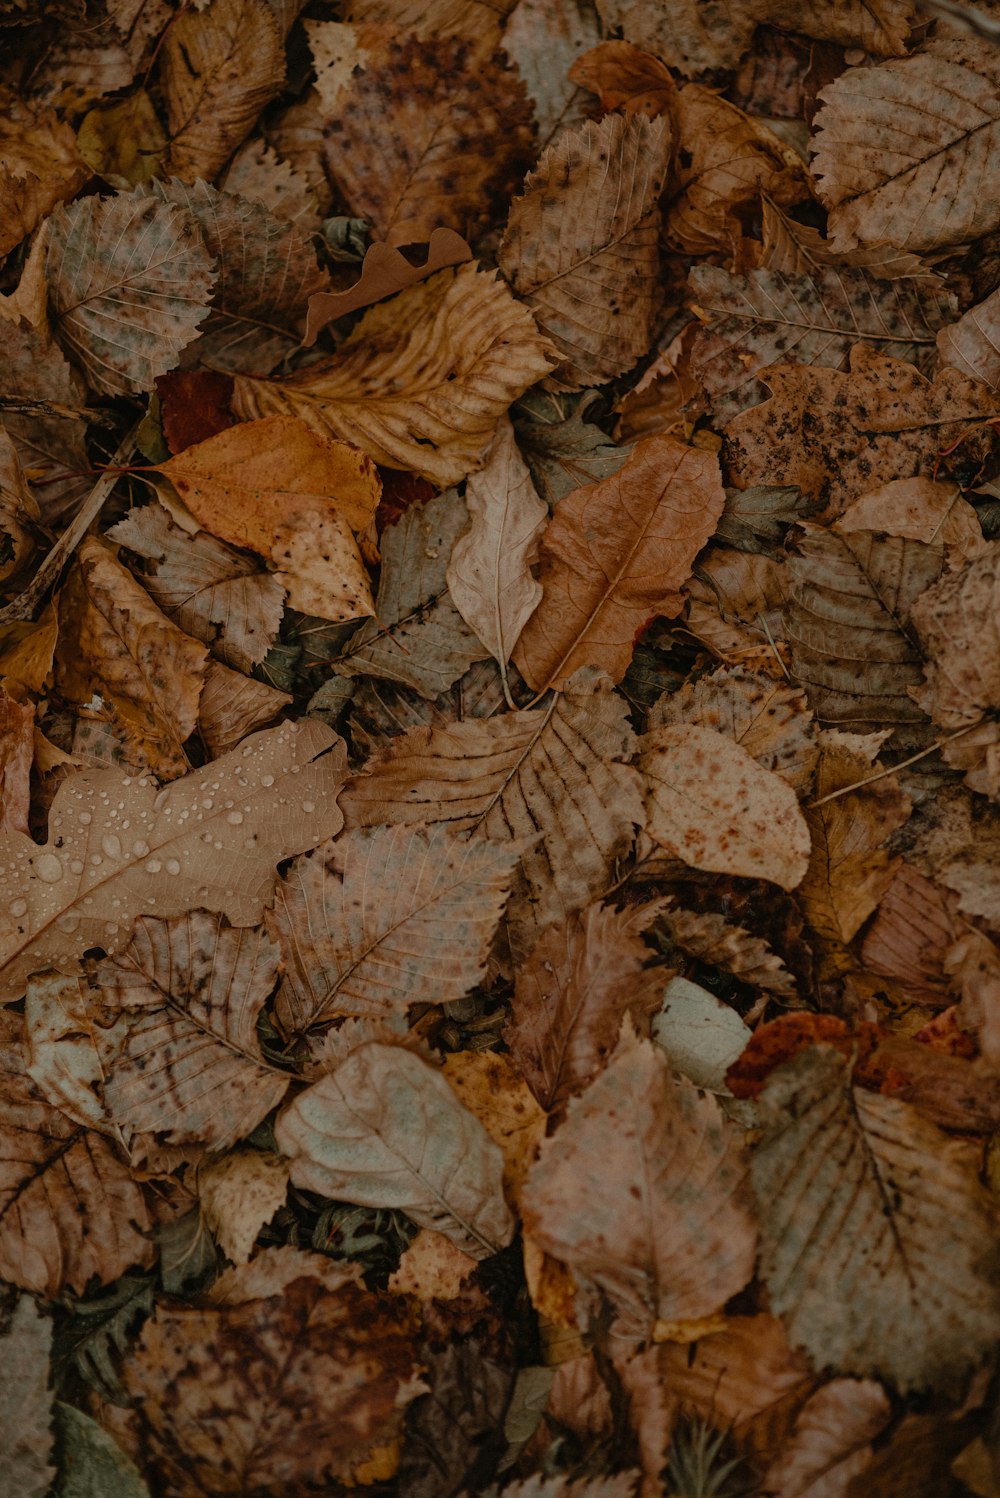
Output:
497 113 672 389
160 0 285 183
0 1296 55 1498
56 537 209 781
523 1025 756 1338
513 435 725 693
640 724 811 890
267 823 519 1036
0 719 346 1002
95 910 289 1149
275 1041 515 1256
108 500 285 674
752 1044 1000 1390
232 264 557 485
812 40 1000 254
160 415 381 623
505 900 669 1114
46 187 214 396
304 227 473 343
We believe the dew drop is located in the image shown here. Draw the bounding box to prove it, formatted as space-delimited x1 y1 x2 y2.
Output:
56 914 79 934
90 854 103 867
131 840 150 858
260 774 274 788
69 859 84 875
35 854 62 884
164 858 181 875
226 810 243 825
153 788 170 813
301 801 315 814
9 898 27 918
201 832 213 843
101 834 123 861
78 812 92 826
145 858 162 874
213 840 223 850
201 797 214 810
242 746 253 757
104 923 117 937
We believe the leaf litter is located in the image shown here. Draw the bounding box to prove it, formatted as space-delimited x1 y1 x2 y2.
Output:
5 2 1000 1494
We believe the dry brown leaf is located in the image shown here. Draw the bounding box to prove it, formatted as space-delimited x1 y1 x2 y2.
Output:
947 927 1000 1066
812 41 1000 254
0 718 346 1002
910 548 1000 730
505 901 669 1114
835 477 987 566
785 523 944 733
447 416 547 688
267 823 519 1036
76 90 166 190
593 0 756 74
0 688 32 834
441 1049 547 1208
662 906 798 996
523 1024 756 1338
233 263 556 486
498 113 672 389
759 196 942 282
753 1044 1000 1391
197 659 291 757
648 664 818 795
339 669 643 948
938 282 1000 394
304 228 472 343
96 910 289 1148
46 186 215 397
667 87 808 259
317 29 535 250
0 96 88 255
220 138 322 232
161 415 380 622
388 1227 478 1301
640 724 811 890
0 321 91 524
57 537 208 782
568 39 677 119
683 544 789 660
344 0 518 47
760 1379 892 1497
0 1295 55 1498
108 500 285 674
723 346 1000 519
160 0 285 182
23 970 125 1136
908 788 1000 934
126 1273 424 1492
513 435 724 693
502 0 599 152
860 862 958 1004
275 1041 515 1256
196 1148 290 1264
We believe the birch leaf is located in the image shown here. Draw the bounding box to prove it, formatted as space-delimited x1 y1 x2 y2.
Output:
268 823 519 1036
0 719 346 1003
447 417 547 681
752 1045 1000 1391
274 1042 515 1257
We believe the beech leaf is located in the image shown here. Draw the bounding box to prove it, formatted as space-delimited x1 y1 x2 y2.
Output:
274 1041 515 1257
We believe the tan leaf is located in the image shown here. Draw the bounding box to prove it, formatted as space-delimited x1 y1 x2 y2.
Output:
441 1049 547 1207
812 40 1000 254
513 435 725 693
653 975 753 1093
0 97 88 255
267 823 519 1036
0 718 346 1002
523 1025 756 1337
593 0 756 74
908 788 1000 934
335 488 487 700
160 415 380 623
304 227 472 343
56 537 208 781
76 90 166 189
160 0 285 182
938 283 1000 393
196 1149 290 1264
785 523 944 733
388 1227 478 1301
96 910 288 1148
275 1041 515 1256
497 113 672 388
198 659 291 758
723 346 1000 519
752 1045 1000 1390
232 264 557 486
339 669 643 949
0 1296 55 1498
514 387 633 507
24 971 127 1135
860 862 958 1004
759 195 941 282
126 1275 423 1491
910 547 1000 729
108 500 285 673
800 734 910 958
640 724 811 890
947 927 1000 1066
683 544 789 660
649 664 818 795
46 186 214 397
503 0 599 151
835 477 988 566
662 905 798 996
569 39 676 119
220 138 322 232
315 28 534 250
505 901 668 1114
760 1379 892 1498
667 87 808 259
343 0 518 47
759 0 914 53
0 321 91 524
447 416 547 685
0 688 32 834
0 1029 154 1296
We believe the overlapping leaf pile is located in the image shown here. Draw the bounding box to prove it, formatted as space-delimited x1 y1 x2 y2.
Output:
5 0 1000 1494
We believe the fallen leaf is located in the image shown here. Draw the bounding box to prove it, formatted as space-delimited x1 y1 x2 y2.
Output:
0 688 32 832
232 263 557 485
0 321 91 523
503 0 599 151
523 1025 756 1338
0 97 88 255
24 970 126 1135
759 194 940 282
95 910 289 1148
593 0 756 74
513 388 632 507
752 1044 1000 1390
220 137 322 233
441 1049 548 1207
304 228 473 343
760 1379 892 1497
661 904 798 995
568 40 676 119
388 1227 478 1301
76 90 167 190
275 1041 515 1256
197 660 291 758
196 1149 290 1264
0 1296 55 1498
860 861 958 1004
160 415 380 622
835 477 988 565
513 435 725 692
640 723 812 890
910 547 1000 730
267 823 519 1035
498 113 672 388
715 481 821 556
652 975 753 1092
50 1402 151 1498
155 370 236 455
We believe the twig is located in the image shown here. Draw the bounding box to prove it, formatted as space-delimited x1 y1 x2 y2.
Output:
0 418 142 625
916 0 1000 39
0 395 99 423
807 723 983 808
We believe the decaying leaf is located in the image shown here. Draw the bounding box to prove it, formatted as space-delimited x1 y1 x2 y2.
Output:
304 227 473 343
0 98 88 255
759 1378 892 1497
910 547 1000 730
661 906 798 996
196 1149 290 1265
861 861 958 1004
835 477 988 565
752 1045 1000 1391
275 1042 515 1256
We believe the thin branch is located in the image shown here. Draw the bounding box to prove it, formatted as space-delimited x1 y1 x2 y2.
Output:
807 723 983 808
